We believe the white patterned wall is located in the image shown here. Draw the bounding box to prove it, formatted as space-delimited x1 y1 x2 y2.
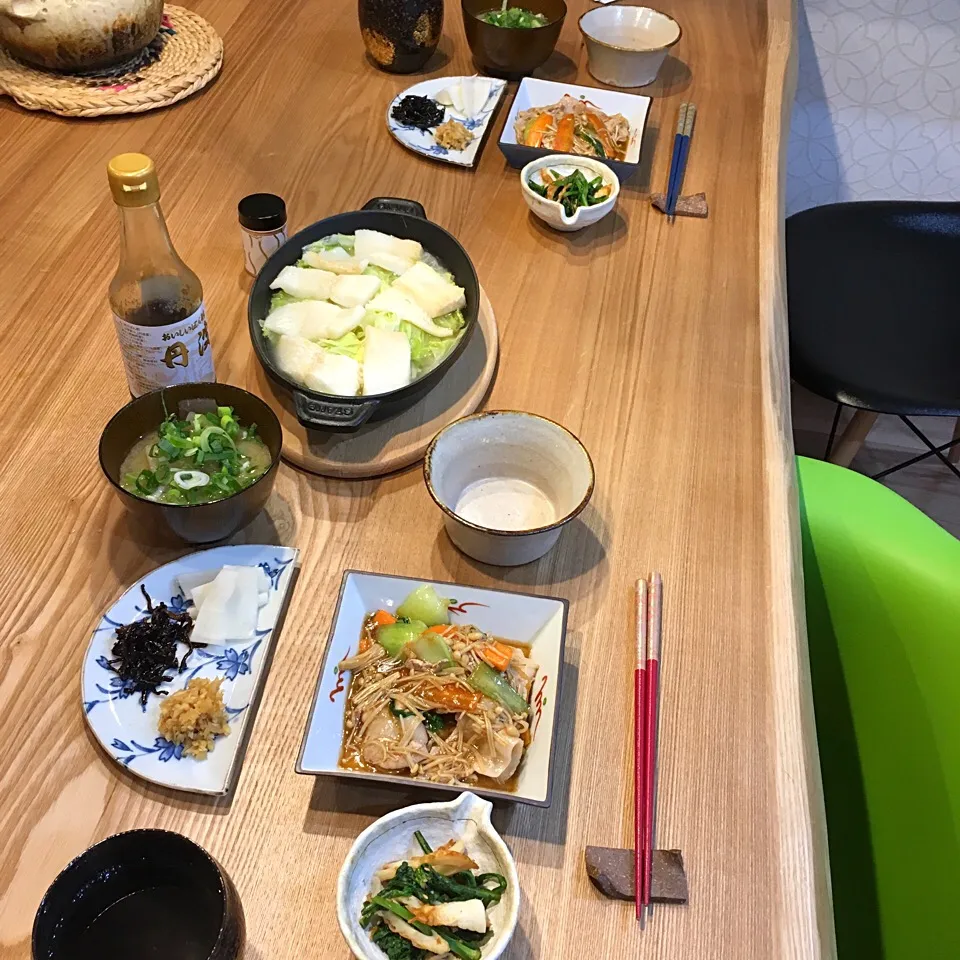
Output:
787 0 960 216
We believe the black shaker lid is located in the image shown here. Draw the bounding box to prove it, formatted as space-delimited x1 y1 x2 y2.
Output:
238 193 286 231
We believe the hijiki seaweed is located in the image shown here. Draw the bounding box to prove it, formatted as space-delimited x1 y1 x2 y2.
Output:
392 95 445 131
105 586 206 705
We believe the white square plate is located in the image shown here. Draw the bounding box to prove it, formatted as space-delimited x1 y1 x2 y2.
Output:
297 571 568 806
498 77 651 180
82 545 299 796
387 76 507 168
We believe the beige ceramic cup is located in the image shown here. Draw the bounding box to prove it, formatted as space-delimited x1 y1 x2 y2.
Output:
579 5 681 88
424 411 595 566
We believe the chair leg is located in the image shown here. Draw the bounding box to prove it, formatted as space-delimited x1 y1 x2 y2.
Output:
898 417 960 481
950 418 960 465
829 410 878 468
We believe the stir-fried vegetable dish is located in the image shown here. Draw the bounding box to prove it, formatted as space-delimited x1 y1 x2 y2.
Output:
527 167 613 217
338 584 538 789
515 95 630 160
120 405 271 504
361 831 508 959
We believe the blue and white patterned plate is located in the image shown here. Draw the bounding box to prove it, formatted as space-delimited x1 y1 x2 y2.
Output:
387 76 507 168
82 544 299 796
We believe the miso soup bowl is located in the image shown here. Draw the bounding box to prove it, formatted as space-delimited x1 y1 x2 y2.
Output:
98 382 282 544
33 829 244 960
424 410 595 566
462 0 567 79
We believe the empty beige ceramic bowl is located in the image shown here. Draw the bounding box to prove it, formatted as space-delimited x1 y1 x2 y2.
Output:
424 411 595 566
521 155 620 232
579 5 681 88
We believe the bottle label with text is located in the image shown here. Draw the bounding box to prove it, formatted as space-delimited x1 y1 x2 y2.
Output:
113 303 215 396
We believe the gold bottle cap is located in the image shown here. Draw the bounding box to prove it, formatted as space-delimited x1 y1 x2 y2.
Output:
107 153 160 207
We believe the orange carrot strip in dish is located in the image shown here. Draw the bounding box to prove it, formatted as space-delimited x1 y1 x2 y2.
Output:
423 684 484 713
372 610 396 627
478 641 515 672
586 112 617 158
426 624 456 637
524 113 553 147
553 115 575 152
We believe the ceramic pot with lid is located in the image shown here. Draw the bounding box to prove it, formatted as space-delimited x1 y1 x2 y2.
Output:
0 0 163 71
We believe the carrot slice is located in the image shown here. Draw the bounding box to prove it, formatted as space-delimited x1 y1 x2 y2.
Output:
426 624 455 636
478 641 514 672
553 115 575 152
424 684 484 713
524 113 553 147
372 610 396 627
585 112 618 158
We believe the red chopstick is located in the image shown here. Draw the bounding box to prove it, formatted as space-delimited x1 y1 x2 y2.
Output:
634 579 649 921
641 572 663 907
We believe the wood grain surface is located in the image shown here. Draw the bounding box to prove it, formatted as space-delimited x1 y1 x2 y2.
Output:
0 0 834 957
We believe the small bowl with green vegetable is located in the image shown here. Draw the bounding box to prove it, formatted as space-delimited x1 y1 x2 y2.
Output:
520 154 620 232
338 792 520 960
99 382 282 544
462 0 566 79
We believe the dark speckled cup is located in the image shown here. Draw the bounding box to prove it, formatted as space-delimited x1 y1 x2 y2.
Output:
359 0 443 73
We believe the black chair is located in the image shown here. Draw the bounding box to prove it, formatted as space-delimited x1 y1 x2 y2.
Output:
787 200 960 480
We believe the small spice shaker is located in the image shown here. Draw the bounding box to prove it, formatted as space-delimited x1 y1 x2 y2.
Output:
238 193 287 276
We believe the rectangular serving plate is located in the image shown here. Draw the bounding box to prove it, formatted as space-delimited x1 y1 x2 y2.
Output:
498 76 651 181
296 570 568 806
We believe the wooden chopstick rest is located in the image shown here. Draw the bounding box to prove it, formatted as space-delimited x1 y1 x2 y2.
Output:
585 846 688 904
650 192 709 218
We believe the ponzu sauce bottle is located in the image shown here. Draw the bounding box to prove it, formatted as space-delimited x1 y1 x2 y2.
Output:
107 153 215 396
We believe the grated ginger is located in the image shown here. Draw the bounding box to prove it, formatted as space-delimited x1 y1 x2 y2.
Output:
158 677 230 759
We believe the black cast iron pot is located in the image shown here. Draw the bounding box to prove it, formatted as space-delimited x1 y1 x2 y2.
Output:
248 198 480 431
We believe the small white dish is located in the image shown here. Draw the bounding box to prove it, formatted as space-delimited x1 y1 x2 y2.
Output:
521 154 620 232
424 411 595 566
387 75 507 168
338 792 520 960
82 544 299 796
498 76 651 181
297 570 568 806
579 5 681 88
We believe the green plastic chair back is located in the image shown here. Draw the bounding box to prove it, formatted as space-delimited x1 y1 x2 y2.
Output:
798 456 960 958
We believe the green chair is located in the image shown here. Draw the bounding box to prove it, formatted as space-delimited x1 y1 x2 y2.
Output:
798 456 960 958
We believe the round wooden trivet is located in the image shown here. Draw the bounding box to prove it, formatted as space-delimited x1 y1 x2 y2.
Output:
0 6 222 118
244 288 499 479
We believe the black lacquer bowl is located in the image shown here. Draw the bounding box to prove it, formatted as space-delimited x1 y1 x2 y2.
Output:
33 830 245 960
99 382 281 544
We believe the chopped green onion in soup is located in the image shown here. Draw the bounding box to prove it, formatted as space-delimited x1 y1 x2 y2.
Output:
119 406 271 505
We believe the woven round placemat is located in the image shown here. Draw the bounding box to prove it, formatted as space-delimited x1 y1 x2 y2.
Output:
0 6 222 118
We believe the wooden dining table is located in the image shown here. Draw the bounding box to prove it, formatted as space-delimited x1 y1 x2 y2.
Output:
0 0 836 956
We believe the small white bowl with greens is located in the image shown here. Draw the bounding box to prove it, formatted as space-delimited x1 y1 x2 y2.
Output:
520 154 619 232
338 792 520 960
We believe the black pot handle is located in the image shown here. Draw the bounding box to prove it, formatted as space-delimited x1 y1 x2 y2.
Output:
362 197 427 219
292 391 379 430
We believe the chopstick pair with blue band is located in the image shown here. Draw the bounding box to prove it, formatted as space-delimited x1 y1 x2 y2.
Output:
665 102 697 222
